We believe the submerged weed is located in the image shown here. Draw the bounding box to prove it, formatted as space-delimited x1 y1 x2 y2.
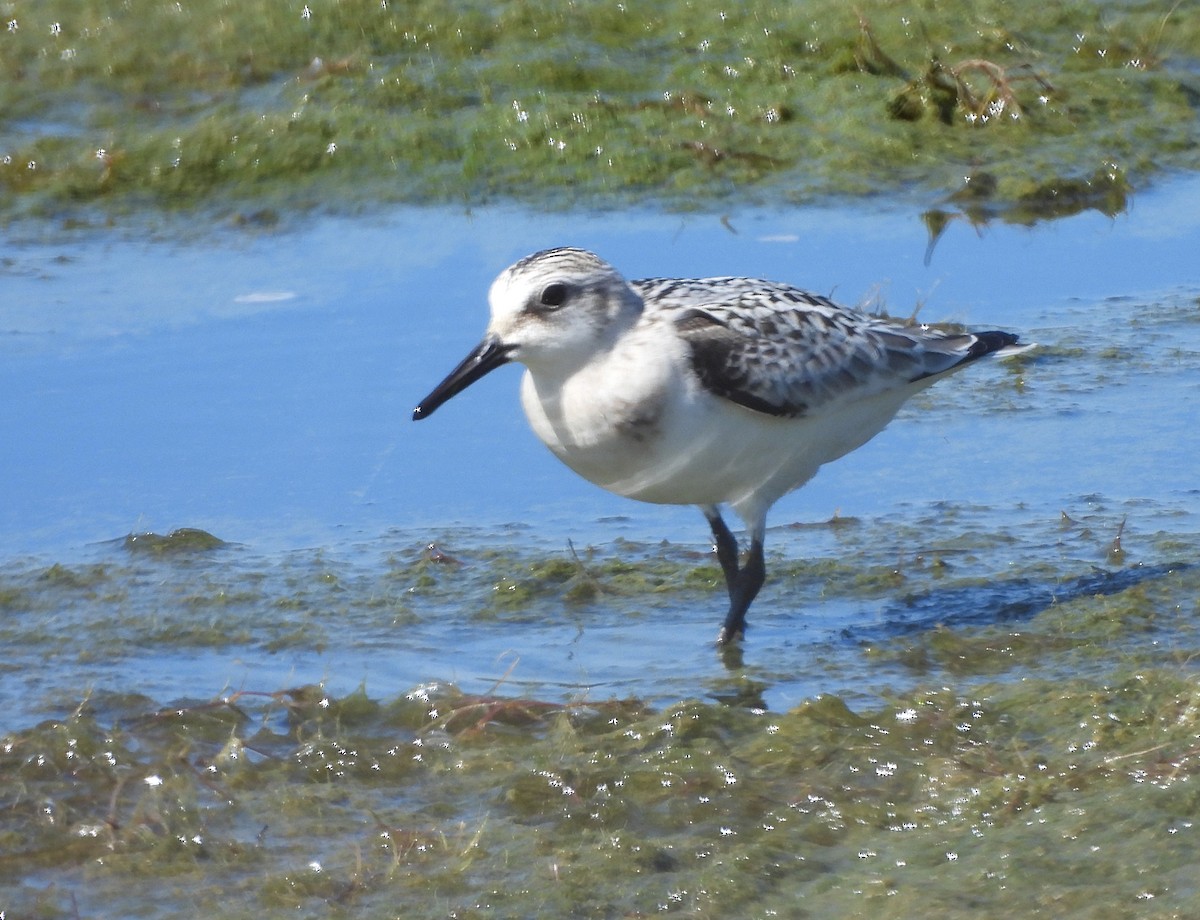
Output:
7 660 1200 916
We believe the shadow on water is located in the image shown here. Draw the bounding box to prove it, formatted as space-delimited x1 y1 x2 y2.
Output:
845 560 1191 642
700 558 1196 713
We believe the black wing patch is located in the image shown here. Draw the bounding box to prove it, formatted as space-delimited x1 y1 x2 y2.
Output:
675 310 805 416
668 297 1018 417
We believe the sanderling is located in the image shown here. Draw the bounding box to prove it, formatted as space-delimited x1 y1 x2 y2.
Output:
413 247 1029 644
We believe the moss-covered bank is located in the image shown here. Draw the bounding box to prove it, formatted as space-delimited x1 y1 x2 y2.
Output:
2 0 1198 222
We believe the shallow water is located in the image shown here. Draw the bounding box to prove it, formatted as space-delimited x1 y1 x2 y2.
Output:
4 183 1200 917
3 181 1200 716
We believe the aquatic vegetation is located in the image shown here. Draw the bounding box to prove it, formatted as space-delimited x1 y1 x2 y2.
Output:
3 502 1200 914
1 0 1198 221
123 527 228 555
6 641 1200 915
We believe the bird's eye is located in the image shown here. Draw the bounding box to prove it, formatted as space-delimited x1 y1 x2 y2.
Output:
539 282 568 308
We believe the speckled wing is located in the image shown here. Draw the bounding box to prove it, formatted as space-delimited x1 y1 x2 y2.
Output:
632 277 1018 418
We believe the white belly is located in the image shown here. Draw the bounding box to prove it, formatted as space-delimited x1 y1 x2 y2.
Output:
519 360 924 523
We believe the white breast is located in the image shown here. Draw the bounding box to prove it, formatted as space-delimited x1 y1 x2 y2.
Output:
518 329 930 523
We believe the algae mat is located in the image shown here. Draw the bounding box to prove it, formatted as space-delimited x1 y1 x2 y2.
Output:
4 518 1200 918
2 0 1199 220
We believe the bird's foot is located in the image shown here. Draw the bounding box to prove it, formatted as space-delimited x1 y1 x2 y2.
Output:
715 624 745 646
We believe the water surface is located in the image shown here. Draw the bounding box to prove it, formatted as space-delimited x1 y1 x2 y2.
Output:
3 182 1200 716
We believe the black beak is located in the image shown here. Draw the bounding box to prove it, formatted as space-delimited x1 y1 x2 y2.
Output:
412 336 514 420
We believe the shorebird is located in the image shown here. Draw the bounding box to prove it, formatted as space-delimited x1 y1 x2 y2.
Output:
413 247 1028 644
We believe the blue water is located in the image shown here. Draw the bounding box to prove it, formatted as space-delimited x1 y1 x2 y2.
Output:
3 182 1200 719
5 186 1200 555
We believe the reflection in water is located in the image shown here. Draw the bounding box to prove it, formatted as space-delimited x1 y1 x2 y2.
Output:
922 159 1131 262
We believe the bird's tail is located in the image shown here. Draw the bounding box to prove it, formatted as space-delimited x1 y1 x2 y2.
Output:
963 330 1033 360
912 330 1034 383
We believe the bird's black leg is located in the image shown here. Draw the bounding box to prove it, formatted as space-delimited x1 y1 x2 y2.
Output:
718 537 765 645
703 506 741 599
703 507 768 645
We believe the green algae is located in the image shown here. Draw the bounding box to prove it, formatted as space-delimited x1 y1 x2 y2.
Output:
6 657 1200 916
2 0 1199 223
3 505 1200 915
123 528 228 555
